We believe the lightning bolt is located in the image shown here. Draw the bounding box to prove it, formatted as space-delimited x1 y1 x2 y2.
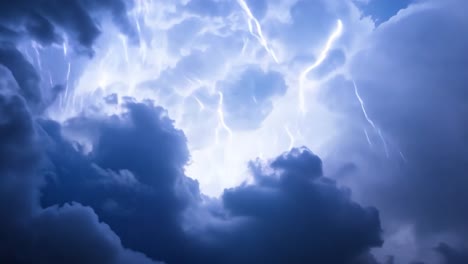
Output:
59 39 72 109
237 0 279 63
377 128 389 158
299 19 343 113
354 81 409 162
66 62 71 84
363 128 372 147
215 91 233 144
353 80 391 158
48 71 53 87
62 41 68 57
62 62 72 109
353 80 376 130
120 35 130 65
130 0 146 62
285 125 295 150
399 151 407 163
32 42 42 72
135 16 142 36
135 0 150 16
252 95 257 104
241 37 249 56
194 96 205 111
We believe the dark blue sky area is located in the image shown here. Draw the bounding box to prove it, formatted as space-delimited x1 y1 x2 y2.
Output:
356 0 414 24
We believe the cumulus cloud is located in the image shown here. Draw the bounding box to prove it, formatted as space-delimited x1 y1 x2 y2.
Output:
1 0 467 263
314 0 468 262
0 43 42 105
40 101 199 263
31 203 158 264
37 99 382 263
0 0 135 54
0 90 159 263
435 243 468 264
214 147 382 263
349 0 468 238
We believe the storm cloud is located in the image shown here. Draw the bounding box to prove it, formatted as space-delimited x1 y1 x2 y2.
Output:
0 91 158 264
349 0 468 241
1 0 467 263
0 0 135 53
36 99 382 263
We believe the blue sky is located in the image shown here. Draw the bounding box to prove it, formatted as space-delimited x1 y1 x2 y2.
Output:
356 0 414 24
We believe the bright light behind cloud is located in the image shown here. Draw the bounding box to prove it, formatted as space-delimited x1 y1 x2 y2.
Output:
41 0 370 196
299 19 343 114
9 1 466 263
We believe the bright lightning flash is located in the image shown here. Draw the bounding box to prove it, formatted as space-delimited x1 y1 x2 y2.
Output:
284 125 295 150
32 42 42 72
237 0 279 63
353 80 392 158
299 19 343 113
215 91 233 144
353 80 376 130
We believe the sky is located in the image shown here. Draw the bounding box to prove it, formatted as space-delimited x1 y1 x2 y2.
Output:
0 0 467 263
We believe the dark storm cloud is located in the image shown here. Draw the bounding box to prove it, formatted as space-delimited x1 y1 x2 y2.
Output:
0 1 419 262
349 0 468 239
0 43 42 105
0 0 136 111
309 1 468 262
435 243 468 264
219 67 286 130
35 97 383 263
0 43 66 111
0 0 135 54
0 80 159 263
0 25 20 42
40 101 201 263
0 93 39 229
31 203 158 264
214 148 382 264
0 70 40 237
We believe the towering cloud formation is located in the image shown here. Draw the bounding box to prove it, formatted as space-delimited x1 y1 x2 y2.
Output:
0 1 158 263
0 81 158 264
312 1 468 262
0 0 135 53
350 0 468 241
216 148 382 263
37 99 382 263
39 101 198 263
1 0 467 263
0 43 42 107
436 243 468 264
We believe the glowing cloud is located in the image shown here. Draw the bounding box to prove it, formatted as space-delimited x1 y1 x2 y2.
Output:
353 80 392 158
215 91 233 145
237 0 279 63
353 80 376 130
299 19 343 113
284 125 295 150
42 1 364 196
